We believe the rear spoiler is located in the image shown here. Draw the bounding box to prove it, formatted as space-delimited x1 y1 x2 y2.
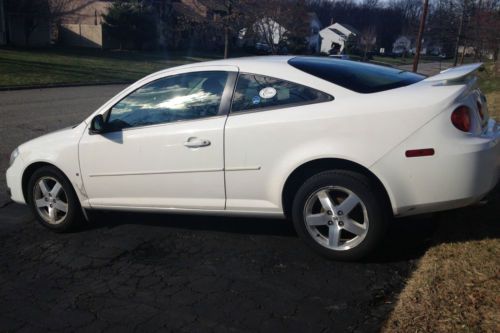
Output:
424 63 483 84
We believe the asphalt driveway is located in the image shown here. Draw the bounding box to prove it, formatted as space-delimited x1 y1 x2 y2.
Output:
0 85 437 332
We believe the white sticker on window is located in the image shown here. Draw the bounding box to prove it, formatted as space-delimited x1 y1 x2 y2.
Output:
259 87 277 99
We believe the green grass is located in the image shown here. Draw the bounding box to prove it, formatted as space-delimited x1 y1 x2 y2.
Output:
478 64 500 94
0 47 222 88
477 63 500 119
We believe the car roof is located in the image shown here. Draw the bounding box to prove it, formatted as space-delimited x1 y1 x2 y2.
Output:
192 55 295 66
144 56 355 98
161 55 296 73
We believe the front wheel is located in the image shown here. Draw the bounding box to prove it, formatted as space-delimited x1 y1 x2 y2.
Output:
291 170 389 261
27 166 83 232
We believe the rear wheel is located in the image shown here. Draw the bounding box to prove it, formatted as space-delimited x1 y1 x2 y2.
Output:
291 170 388 260
27 166 83 232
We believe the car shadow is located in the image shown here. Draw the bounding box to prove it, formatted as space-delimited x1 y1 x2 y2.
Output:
83 209 441 263
84 210 297 237
370 184 500 262
83 184 499 263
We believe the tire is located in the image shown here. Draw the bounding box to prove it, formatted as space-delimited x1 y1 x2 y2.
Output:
291 170 389 261
27 166 83 232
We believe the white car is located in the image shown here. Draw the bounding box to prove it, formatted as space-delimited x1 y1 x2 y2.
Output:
6 56 500 260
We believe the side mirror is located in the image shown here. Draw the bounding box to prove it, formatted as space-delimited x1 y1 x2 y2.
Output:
89 114 105 134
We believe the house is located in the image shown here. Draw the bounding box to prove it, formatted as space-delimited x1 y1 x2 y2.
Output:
239 12 322 54
0 0 118 47
392 36 411 55
319 22 358 54
56 0 114 48
54 0 213 49
392 36 444 56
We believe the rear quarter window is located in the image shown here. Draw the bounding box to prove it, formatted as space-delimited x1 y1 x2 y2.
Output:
231 73 332 113
288 57 425 93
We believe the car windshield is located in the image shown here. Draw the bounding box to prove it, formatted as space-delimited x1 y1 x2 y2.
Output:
288 57 426 93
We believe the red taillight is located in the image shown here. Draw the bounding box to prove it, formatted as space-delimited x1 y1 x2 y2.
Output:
477 101 484 120
451 106 471 132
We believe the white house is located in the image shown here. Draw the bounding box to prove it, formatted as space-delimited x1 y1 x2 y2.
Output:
239 12 323 54
319 22 358 54
392 36 411 55
393 36 443 56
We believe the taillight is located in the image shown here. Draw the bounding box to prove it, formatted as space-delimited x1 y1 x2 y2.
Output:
451 106 471 132
477 101 484 120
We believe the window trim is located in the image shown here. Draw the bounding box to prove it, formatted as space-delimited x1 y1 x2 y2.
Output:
229 72 334 115
102 71 238 133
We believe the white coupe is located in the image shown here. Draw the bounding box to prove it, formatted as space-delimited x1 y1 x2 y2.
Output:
6 57 500 260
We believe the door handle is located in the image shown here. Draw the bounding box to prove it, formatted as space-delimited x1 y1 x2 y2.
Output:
184 137 211 148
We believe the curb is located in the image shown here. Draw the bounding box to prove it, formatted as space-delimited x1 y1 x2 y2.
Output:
0 81 133 92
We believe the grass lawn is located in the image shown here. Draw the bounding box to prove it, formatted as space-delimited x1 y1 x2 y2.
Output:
383 186 500 333
0 47 221 88
477 64 500 119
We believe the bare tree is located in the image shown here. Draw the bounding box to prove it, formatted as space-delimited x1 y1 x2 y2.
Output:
362 0 379 9
5 0 49 45
359 26 377 60
468 0 500 63
201 0 249 58
246 0 308 54
4 0 78 46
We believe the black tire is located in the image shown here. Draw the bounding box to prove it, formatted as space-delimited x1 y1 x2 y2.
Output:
291 170 389 261
27 166 83 232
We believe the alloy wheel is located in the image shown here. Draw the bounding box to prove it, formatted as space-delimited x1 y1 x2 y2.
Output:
33 176 69 225
303 186 369 251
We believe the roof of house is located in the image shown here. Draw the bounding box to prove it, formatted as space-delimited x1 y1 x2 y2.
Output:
338 23 359 35
320 22 359 38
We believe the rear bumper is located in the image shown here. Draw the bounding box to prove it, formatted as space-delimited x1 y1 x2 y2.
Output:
371 118 500 217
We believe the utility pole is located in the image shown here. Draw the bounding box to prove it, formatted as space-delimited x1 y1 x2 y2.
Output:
412 0 429 72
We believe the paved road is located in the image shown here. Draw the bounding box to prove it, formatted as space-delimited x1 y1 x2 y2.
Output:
0 85 438 332
0 85 127 202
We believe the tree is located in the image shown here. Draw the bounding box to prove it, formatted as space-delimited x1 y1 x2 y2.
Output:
468 0 500 62
344 34 358 55
102 0 157 50
245 0 309 54
206 0 247 58
359 26 377 60
427 0 458 58
3 0 74 46
5 0 48 46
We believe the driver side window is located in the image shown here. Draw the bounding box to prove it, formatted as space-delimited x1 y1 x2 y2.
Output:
107 71 229 131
